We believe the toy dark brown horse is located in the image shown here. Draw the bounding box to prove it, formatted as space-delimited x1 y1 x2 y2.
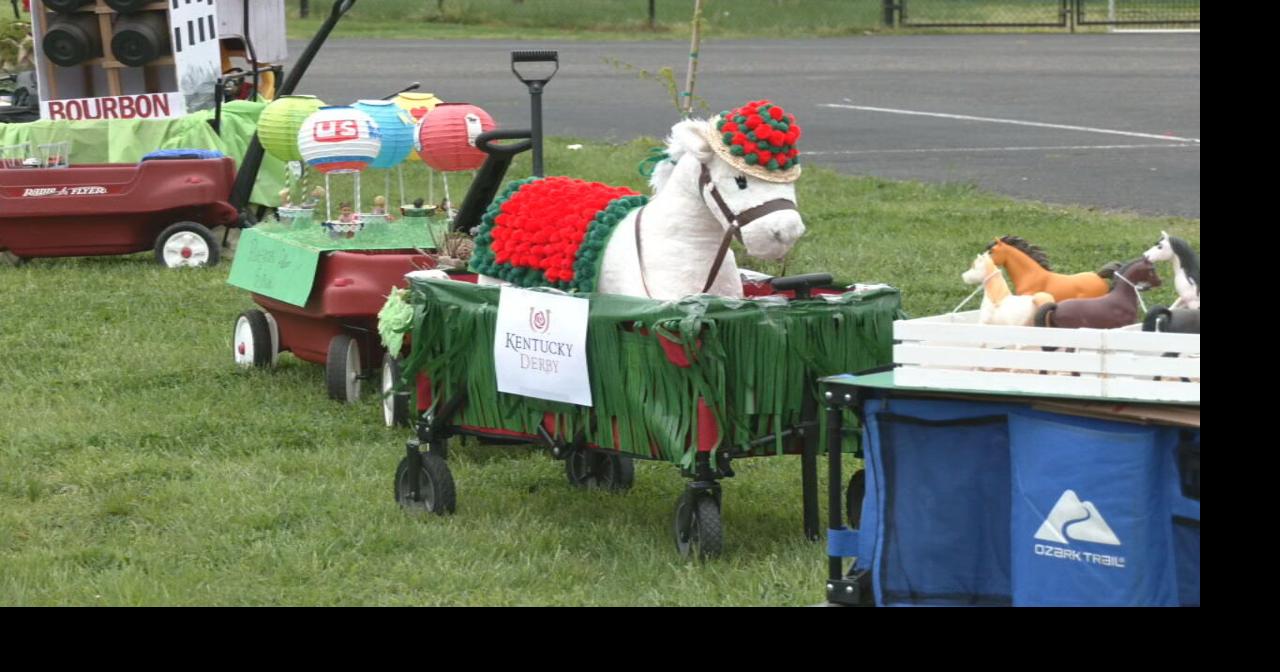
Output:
1035 258 1162 330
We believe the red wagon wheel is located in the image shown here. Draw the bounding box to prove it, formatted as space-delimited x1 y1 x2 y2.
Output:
381 355 411 427
233 309 277 368
326 334 362 403
155 222 220 268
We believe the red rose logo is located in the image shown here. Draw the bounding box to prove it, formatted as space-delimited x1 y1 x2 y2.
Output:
529 307 551 334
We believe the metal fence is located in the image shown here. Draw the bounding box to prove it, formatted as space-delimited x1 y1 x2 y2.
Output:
901 0 1070 28
897 0 1200 29
1075 0 1202 26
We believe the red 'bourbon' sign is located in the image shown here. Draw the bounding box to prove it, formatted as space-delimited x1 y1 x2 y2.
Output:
40 93 186 121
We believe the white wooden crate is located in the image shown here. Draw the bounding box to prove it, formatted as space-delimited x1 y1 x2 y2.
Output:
893 311 1200 404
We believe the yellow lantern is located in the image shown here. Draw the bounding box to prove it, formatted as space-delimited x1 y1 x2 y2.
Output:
394 92 443 163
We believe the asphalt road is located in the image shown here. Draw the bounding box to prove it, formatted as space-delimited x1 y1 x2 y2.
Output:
287 33 1200 218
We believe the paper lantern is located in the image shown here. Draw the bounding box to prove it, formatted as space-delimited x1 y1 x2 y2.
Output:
417 102 495 172
258 95 325 163
352 99 415 170
298 106 382 174
394 92 443 163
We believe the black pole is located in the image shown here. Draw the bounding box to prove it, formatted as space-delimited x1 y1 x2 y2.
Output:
647 0 655 29
883 0 896 27
528 85 544 176
227 0 357 221
300 0 309 19
511 50 558 178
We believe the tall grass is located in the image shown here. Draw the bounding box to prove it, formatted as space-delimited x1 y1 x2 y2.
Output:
0 137 1197 605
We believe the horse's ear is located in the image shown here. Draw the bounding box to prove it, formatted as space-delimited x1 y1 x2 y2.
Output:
669 119 715 163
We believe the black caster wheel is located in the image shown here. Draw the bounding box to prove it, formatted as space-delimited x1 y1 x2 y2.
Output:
394 451 456 515
673 489 722 560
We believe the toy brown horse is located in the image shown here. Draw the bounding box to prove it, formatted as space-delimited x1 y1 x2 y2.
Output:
987 236 1120 301
1035 258 1161 330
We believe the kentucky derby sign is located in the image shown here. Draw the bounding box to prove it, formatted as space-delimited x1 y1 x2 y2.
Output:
494 286 592 407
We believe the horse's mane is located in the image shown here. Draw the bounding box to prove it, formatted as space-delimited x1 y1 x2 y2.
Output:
648 134 686 194
1167 236 1200 288
988 235 1052 271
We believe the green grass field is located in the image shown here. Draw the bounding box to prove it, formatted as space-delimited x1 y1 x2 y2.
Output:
0 138 1198 605
285 0 1201 40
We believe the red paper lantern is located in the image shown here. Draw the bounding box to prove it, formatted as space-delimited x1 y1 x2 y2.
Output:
416 102 496 172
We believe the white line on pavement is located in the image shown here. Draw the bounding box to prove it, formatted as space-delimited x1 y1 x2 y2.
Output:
819 104 1201 144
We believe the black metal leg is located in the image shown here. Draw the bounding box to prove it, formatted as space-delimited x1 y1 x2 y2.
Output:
406 440 423 501
800 393 820 541
826 402 845 583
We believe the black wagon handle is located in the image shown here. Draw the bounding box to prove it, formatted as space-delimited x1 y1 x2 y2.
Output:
510 50 560 84
475 129 534 157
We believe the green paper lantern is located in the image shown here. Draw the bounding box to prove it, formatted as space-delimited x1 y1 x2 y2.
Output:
258 95 326 163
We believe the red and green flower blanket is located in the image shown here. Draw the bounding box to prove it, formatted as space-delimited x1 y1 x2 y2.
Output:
469 177 649 292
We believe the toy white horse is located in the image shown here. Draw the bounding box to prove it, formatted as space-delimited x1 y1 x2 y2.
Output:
962 252 1054 326
1144 231 1199 309
469 100 805 299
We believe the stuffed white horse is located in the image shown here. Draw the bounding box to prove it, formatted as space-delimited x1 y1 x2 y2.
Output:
1143 231 1199 309
469 100 805 299
962 252 1054 326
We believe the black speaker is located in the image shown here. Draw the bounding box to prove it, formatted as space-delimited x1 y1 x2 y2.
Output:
43 0 95 14
104 0 156 13
42 13 102 67
111 12 171 66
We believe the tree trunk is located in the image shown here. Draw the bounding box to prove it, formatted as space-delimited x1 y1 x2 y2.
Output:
682 0 705 117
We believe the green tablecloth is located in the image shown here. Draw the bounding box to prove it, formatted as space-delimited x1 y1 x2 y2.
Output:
0 100 285 207
400 278 904 465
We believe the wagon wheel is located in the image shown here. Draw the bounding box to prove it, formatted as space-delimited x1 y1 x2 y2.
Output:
326 334 362 403
232 309 276 368
673 490 723 561
155 222 220 268
381 355 411 428
564 449 635 491
394 452 456 515
846 469 866 529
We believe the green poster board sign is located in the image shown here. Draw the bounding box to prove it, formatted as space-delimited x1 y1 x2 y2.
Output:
226 228 323 307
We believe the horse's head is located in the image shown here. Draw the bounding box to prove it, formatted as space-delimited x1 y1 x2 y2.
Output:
962 252 996 285
985 238 1008 265
1144 231 1174 263
660 102 805 261
1120 257 1162 291
985 236 1052 272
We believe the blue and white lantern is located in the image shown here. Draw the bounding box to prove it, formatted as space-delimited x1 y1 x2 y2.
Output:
352 99 415 169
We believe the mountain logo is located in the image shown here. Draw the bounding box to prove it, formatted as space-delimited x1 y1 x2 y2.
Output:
1034 490 1121 546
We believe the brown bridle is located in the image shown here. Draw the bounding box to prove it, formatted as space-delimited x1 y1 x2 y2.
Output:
634 163 798 297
